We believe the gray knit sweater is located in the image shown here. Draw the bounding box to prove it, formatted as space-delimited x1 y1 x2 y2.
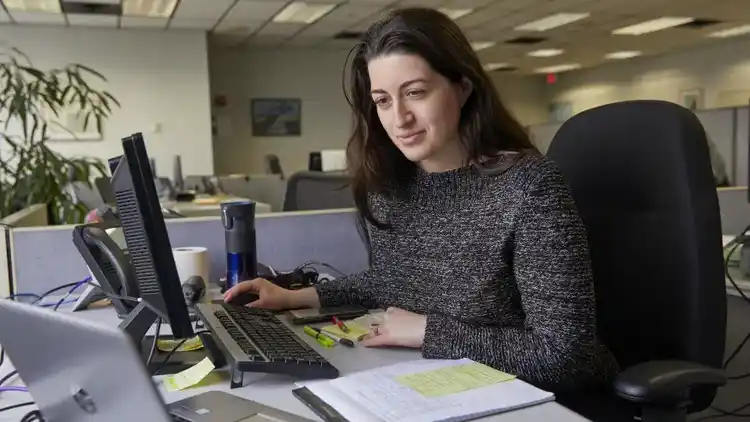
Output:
315 152 618 393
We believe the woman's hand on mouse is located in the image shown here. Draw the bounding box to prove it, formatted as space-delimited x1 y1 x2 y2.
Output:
361 307 426 349
223 278 320 310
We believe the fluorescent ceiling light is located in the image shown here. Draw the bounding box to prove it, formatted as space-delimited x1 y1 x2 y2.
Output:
3 0 61 13
484 63 511 71
535 63 581 73
438 8 474 20
708 24 750 38
605 50 642 59
612 17 694 35
122 0 178 18
515 13 590 31
471 41 495 51
272 2 336 24
528 48 563 57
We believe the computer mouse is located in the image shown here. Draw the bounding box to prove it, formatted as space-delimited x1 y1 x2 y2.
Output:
225 293 258 307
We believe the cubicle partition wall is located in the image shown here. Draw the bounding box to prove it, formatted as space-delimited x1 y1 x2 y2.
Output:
528 105 750 187
1 225 9 298
8 209 368 296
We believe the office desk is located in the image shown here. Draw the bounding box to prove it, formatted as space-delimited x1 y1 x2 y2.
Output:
162 197 272 217
0 305 590 422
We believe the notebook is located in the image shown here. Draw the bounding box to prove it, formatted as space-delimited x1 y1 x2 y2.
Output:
292 358 555 422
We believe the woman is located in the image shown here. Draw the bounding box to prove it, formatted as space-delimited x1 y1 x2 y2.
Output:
225 7 618 393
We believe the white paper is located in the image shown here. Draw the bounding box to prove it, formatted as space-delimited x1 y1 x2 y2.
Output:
302 359 554 422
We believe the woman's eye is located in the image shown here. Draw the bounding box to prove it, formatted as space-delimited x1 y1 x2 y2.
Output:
406 90 425 98
374 97 390 106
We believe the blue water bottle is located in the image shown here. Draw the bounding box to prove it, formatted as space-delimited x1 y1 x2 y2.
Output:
221 201 257 292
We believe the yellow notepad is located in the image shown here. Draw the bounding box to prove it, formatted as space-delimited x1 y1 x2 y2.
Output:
163 357 216 392
395 361 516 398
157 336 204 352
320 322 370 342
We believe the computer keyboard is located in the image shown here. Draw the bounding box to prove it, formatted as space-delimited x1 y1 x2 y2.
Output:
195 303 339 381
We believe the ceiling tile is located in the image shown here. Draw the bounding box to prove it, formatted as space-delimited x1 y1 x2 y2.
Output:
210 33 248 47
255 22 305 37
297 20 349 37
213 19 263 35
67 13 118 26
245 34 288 48
169 18 217 29
172 0 235 20
284 36 327 47
219 1 288 24
9 11 65 24
120 16 169 28
62 0 119 3
321 3 385 23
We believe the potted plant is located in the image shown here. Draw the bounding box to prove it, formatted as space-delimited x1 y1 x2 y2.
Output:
0 48 119 224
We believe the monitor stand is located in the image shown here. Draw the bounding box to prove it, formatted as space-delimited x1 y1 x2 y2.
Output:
119 302 225 375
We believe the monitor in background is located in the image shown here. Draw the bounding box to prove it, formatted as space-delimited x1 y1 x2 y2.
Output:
308 151 322 171
173 154 184 191
320 149 347 172
109 132 197 371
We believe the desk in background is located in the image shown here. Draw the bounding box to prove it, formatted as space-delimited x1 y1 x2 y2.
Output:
0 300 591 422
161 196 272 218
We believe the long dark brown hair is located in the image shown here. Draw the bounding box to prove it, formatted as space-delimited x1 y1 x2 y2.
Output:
344 7 536 229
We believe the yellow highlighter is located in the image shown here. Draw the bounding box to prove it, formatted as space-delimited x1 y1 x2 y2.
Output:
303 326 336 348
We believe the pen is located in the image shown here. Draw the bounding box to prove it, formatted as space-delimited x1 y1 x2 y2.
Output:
323 331 355 348
332 316 350 333
303 326 336 348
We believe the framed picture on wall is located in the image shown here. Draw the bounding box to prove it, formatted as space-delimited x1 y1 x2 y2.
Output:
43 105 103 141
680 88 704 111
251 98 302 137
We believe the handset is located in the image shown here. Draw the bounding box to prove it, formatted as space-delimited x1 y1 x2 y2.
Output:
72 224 138 315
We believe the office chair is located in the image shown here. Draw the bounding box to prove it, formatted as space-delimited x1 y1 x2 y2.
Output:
546 100 727 422
283 171 354 211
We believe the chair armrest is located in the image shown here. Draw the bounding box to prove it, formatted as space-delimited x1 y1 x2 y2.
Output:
614 360 726 405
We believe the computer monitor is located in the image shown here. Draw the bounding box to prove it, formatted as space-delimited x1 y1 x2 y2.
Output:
109 133 194 347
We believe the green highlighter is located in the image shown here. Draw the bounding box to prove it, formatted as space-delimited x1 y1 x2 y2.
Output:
303 326 336 348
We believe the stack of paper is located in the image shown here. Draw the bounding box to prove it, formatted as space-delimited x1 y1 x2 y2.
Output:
295 358 554 422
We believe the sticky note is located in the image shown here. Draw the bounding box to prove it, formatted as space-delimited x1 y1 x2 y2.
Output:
394 362 516 398
157 336 204 353
321 322 370 342
163 357 216 392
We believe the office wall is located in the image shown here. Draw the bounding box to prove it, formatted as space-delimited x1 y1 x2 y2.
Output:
0 25 214 177
547 37 750 114
209 47 547 175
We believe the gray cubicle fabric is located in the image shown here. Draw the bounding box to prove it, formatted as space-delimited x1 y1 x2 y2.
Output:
11 211 369 296
695 108 736 184
735 107 749 186
718 189 750 235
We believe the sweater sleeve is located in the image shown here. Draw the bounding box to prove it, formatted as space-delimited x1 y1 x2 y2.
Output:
314 269 380 309
421 164 614 391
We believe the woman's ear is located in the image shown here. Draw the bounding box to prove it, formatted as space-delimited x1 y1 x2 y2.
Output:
459 77 473 107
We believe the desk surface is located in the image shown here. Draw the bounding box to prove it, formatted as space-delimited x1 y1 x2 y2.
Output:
0 305 590 422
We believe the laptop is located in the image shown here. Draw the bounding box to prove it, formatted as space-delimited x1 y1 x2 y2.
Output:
0 299 314 422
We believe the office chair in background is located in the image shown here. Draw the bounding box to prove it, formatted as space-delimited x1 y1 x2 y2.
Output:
546 100 727 422
283 171 354 211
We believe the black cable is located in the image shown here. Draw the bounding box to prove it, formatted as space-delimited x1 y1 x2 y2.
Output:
52 278 89 311
151 338 187 376
30 282 81 306
295 261 346 278
725 331 750 369
20 410 44 422
0 369 17 387
83 281 163 317
0 347 4 368
0 401 34 414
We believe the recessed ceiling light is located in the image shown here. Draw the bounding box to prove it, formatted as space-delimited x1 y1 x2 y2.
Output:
471 41 496 51
613 17 694 35
528 48 564 57
122 0 177 18
535 63 581 73
438 8 474 20
708 24 750 38
3 0 61 13
515 13 590 32
605 51 642 59
484 63 511 71
272 2 337 24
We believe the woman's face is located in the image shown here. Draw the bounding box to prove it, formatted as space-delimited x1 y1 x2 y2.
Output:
368 53 470 172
